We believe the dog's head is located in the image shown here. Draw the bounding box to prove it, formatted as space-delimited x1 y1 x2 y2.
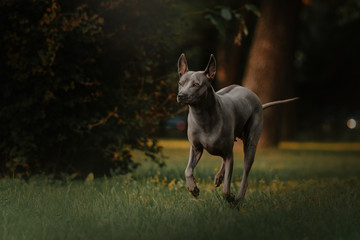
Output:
177 53 216 105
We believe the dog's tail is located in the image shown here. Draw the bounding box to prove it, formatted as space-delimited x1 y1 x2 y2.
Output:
262 97 299 110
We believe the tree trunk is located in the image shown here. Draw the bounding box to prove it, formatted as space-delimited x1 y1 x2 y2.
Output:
216 41 240 89
242 0 300 148
216 40 241 89
215 13 257 90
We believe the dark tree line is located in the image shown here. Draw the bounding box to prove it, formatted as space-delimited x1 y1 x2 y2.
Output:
0 0 180 177
1 0 359 178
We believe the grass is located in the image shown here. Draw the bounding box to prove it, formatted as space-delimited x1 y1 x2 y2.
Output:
1 141 360 240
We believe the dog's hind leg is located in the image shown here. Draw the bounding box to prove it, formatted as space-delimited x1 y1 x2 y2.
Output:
222 153 234 201
235 113 262 206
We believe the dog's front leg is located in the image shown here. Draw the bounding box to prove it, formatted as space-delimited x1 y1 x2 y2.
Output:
222 153 234 202
185 145 203 197
214 161 225 187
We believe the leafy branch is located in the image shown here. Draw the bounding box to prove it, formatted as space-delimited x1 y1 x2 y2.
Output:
188 4 260 37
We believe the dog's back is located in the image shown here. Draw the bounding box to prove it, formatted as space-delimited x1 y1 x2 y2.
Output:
216 85 263 137
217 85 261 107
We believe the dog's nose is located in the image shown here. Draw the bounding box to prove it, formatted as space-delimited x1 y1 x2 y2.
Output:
178 93 186 98
177 93 187 103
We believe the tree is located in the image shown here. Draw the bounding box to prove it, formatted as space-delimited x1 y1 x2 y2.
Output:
198 3 260 89
199 1 300 147
242 0 301 147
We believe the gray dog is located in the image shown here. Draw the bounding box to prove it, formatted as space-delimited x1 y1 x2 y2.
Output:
177 53 298 206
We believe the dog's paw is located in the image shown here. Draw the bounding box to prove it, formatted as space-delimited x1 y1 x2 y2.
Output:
222 193 235 203
230 198 243 209
188 186 200 198
214 174 224 187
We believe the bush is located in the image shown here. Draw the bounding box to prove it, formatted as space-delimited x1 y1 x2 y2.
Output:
0 0 179 178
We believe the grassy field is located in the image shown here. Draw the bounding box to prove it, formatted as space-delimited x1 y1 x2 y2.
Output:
1 141 360 240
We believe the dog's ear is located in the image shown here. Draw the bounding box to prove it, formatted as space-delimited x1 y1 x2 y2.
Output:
178 53 188 77
204 54 216 80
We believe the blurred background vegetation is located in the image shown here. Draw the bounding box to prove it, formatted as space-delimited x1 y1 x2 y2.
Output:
0 0 359 178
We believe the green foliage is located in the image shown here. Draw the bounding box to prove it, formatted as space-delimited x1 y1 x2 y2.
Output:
203 4 260 36
0 0 179 177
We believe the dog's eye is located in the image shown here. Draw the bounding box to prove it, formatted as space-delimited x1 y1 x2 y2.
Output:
178 82 183 86
193 83 200 87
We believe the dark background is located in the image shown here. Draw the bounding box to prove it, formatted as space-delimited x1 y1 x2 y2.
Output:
1 0 359 177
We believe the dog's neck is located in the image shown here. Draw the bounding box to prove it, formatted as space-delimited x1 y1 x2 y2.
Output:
188 85 220 125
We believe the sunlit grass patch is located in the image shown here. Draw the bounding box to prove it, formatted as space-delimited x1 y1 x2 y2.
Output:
279 141 360 151
158 139 190 149
159 139 360 151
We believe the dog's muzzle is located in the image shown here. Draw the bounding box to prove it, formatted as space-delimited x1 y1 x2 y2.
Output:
177 93 188 104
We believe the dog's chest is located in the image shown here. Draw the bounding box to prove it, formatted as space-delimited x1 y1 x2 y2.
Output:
187 108 235 157
191 131 233 157
201 139 225 156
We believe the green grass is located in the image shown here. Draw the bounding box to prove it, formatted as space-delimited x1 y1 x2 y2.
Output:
1 145 360 240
